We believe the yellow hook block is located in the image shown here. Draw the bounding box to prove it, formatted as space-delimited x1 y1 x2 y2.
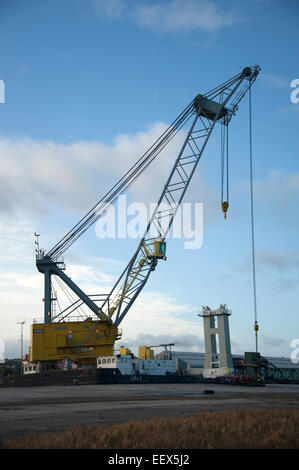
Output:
222 201 229 219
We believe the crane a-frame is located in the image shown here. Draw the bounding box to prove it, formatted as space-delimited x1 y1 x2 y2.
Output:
31 66 260 364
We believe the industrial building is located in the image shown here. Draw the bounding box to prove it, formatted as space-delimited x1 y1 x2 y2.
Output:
155 350 299 382
154 306 298 382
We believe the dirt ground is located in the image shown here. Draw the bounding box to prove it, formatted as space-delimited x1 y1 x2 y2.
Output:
0 382 298 444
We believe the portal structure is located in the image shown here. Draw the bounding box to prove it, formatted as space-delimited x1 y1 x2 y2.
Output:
199 304 234 378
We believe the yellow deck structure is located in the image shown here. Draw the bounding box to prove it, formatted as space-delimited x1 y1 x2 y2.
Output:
30 320 120 362
138 346 154 360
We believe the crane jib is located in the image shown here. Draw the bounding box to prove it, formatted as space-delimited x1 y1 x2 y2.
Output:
36 65 260 327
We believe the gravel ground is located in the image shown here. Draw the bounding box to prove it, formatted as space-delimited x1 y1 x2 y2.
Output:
0 382 298 443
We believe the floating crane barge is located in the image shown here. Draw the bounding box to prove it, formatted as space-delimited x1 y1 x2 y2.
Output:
30 66 260 372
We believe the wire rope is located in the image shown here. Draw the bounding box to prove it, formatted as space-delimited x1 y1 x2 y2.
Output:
249 85 259 353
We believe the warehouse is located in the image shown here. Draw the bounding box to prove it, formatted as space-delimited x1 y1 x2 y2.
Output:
155 350 299 381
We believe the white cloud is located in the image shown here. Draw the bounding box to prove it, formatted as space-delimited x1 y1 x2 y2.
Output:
257 250 299 272
231 249 299 276
119 332 205 354
1 338 30 360
0 123 183 217
257 169 299 198
92 0 127 19
118 290 203 342
276 105 299 116
0 272 40 289
67 263 113 287
92 0 239 33
0 123 219 244
235 169 299 212
0 218 36 262
96 256 124 266
261 73 291 91
133 0 238 33
261 334 288 348
268 278 299 293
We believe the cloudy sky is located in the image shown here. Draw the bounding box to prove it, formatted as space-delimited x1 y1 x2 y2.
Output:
0 0 298 359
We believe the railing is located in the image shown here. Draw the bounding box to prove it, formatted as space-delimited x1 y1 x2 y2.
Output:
32 315 113 324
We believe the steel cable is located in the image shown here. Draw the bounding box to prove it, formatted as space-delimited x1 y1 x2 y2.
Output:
249 85 258 352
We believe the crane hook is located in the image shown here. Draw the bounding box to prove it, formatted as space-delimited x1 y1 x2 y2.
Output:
222 201 229 219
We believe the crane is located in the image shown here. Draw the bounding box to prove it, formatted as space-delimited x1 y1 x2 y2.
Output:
32 66 260 364
148 344 175 360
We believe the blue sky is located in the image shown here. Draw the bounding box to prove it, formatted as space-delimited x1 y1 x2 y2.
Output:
0 0 298 359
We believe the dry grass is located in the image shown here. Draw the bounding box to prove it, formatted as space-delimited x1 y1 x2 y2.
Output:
2 409 299 449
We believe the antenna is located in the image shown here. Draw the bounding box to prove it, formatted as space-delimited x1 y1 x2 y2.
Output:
34 233 40 257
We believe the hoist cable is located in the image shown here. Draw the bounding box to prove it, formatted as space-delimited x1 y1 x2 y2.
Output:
221 115 224 203
249 85 259 352
221 114 229 218
226 124 229 203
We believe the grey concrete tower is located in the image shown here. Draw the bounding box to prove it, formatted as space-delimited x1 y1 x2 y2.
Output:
199 304 233 370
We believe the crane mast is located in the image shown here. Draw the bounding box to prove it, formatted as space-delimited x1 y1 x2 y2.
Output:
36 66 260 332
